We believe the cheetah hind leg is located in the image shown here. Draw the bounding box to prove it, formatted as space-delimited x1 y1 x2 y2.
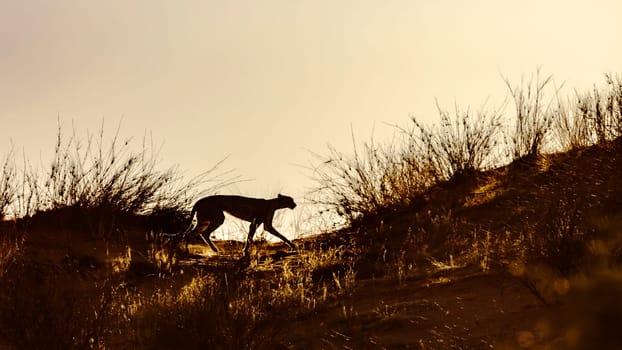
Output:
199 232 219 253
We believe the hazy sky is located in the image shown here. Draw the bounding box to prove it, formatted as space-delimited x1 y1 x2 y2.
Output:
1 1 621 236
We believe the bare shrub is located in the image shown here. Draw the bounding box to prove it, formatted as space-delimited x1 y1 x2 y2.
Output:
503 71 557 160
28 121 233 239
552 95 596 151
310 129 431 223
551 74 622 152
40 123 172 214
404 101 504 182
608 73 622 136
6 155 41 221
576 74 622 144
310 103 503 225
0 149 16 220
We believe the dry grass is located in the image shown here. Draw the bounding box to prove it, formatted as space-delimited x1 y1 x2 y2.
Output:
0 223 22 280
0 229 362 349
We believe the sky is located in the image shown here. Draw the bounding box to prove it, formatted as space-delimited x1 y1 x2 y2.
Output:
1 1 621 238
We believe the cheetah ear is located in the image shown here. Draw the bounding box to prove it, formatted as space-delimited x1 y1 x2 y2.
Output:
278 193 283 198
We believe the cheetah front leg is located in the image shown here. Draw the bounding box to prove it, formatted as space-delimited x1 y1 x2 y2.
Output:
264 224 297 251
243 219 259 257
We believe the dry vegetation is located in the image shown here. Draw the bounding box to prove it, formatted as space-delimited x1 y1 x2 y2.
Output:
1 73 622 349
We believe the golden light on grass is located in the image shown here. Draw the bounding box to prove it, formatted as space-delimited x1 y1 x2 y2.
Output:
428 255 463 271
187 243 217 257
177 275 215 305
464 178 504 208
111 246 132 273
